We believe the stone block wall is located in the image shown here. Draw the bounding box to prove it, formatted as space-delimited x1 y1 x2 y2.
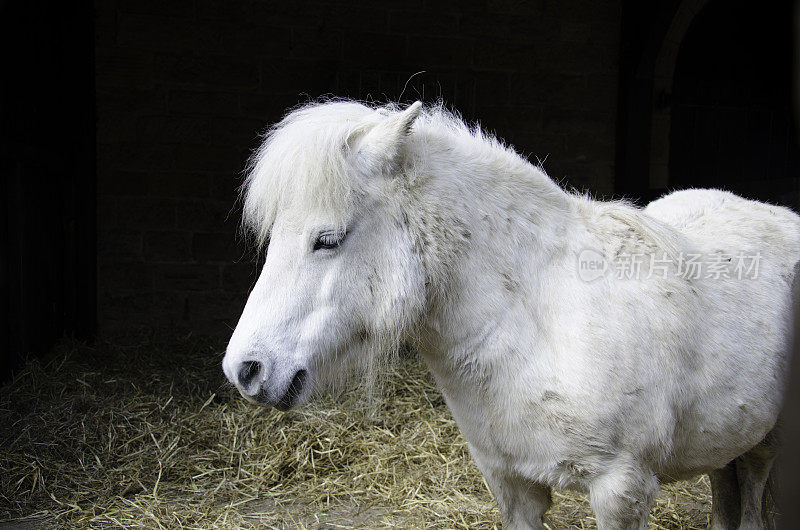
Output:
95 0 621 336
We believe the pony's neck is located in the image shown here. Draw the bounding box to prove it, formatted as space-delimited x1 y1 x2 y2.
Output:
406 124 577 356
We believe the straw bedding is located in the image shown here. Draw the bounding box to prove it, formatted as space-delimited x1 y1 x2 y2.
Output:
0 336 712 528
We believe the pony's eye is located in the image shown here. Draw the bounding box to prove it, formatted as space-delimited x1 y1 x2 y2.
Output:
313 231 346 251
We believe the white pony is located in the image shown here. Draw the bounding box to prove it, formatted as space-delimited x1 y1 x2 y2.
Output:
222 100 799 529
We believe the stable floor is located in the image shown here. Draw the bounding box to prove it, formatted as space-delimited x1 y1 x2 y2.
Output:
0 336 712 528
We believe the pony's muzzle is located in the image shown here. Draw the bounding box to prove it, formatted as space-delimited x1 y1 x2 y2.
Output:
232 357 308 410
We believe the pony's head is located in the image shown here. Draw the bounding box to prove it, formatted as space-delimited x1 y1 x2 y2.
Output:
222 101 427 409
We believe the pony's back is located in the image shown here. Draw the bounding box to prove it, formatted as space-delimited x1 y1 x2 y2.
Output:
645 189 800 262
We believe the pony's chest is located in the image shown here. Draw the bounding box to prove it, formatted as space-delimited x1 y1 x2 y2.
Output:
427 359 585 469
417 323 616 484
438 379 606 490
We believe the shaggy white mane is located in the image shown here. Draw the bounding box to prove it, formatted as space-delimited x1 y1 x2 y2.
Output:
242 99 688 266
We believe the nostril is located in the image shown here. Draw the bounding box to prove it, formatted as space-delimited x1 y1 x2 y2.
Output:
276 369 308 411
237 360 261 390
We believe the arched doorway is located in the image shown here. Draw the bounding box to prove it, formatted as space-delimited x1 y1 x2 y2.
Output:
668 0 798 207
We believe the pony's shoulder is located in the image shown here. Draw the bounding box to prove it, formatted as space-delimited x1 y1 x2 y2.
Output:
576 197 688 259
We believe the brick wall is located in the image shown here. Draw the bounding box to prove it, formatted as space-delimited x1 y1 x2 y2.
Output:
95 0 622 337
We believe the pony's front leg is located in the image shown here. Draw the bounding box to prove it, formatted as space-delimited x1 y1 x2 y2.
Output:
471 450 551 529
709 461 741 529
588 458 659 530
736 437 778 530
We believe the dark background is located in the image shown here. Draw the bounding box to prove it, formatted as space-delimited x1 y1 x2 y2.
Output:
2 0 798 379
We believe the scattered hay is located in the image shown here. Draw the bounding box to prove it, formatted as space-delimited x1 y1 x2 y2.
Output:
0 336 711 528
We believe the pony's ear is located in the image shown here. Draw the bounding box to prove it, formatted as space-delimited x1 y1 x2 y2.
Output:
353 101 422 175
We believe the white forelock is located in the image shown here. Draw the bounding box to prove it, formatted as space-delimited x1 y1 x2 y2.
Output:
240 99 519 246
